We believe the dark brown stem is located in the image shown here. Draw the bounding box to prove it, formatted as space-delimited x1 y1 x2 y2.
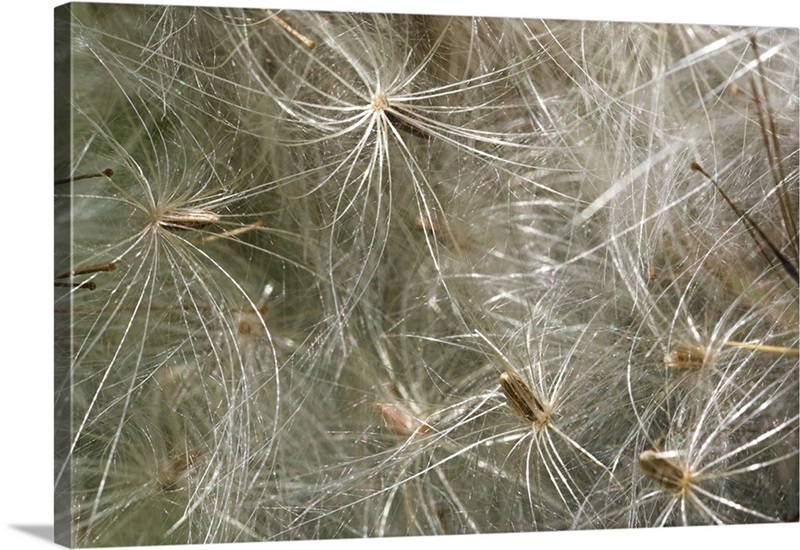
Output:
54 168 113 185
691 162 798 284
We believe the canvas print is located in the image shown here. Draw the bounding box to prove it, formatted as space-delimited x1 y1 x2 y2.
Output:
54 3 799 547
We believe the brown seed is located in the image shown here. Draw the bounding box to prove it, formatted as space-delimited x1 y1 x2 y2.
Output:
158 448 203 492
376 402 429 439
499 371 549 428
663 343 708 370
638 449 692 494
158 209 220 231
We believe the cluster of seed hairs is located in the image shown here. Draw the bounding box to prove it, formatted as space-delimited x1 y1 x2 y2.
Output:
55 2 798 546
